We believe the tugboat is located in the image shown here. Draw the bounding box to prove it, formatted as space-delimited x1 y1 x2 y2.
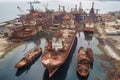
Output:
77 47 90 77
41 23 77 78
15 48 42 68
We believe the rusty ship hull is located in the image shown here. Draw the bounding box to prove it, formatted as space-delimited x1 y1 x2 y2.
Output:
86 48 94 64
10 26 39 40
77 47 90 77
41 27 77 78
83 27 94 33
15 48 42 68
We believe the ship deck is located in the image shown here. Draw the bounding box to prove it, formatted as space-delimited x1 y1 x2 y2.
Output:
42 28 76 66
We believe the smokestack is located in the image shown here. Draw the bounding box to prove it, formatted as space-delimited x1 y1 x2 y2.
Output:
92 2 94 8
58 5 61 11
75 4 77 11
63 6 65 12
71 8 73 12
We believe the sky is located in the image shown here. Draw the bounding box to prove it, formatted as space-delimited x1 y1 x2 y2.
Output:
0 0 120 22
0 0 120 2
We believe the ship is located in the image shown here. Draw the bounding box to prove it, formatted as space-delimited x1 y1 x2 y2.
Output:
77 47 90 77
86 48 94 64
15 48 42 68
41 23 77 78
83 2 97 33
9 2 43 40
10 25 41 40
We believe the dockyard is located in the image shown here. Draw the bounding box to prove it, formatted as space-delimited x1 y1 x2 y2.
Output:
0 1 120 80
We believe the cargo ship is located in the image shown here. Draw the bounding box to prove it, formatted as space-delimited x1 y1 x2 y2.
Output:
41 24 77 78
15 48 42 68
77 47 90 77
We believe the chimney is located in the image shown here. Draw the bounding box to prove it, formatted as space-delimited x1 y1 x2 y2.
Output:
92 2 94 9
75 4 77 11
63 6 65 12
58 5 61 11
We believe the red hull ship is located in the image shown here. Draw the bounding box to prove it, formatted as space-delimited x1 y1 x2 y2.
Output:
41 24 77 78
10 27 37 39
77 47 94 77
15 48 42 68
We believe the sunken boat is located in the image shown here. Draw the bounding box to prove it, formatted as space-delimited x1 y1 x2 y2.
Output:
41 22 77 77
15 48 42 68
77 47 90 77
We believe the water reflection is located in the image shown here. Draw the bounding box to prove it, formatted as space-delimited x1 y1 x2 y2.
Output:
77 72 89 80
28 32 41 48
43 37 77 80
83 32 93 46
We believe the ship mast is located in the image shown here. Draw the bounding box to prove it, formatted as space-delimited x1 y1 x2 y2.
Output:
58 4 61 11
75 4 77 11
62 6 65 12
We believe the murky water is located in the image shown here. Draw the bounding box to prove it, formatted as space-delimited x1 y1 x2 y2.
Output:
0 32 107 80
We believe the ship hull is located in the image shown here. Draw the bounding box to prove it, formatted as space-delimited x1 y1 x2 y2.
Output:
48 37 77 78
86 48 94 64
15 48 42 68
77 47 90 77
83 27 94 33
41 29 77 78
11 28 37 40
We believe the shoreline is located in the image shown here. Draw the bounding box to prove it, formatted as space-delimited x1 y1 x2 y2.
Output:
96 23 120 80
0 37 23 59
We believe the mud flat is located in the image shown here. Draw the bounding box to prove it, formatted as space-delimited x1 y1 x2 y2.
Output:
0 37 22 59
96 23 120 80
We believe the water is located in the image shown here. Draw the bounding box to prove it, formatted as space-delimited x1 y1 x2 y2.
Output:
0 32 107 80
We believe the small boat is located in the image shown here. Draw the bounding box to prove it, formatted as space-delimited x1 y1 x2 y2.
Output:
77 47 90 77
15 48 42 68
86 48 94 64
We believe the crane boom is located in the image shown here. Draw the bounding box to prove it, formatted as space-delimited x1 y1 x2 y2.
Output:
17 6 26 15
